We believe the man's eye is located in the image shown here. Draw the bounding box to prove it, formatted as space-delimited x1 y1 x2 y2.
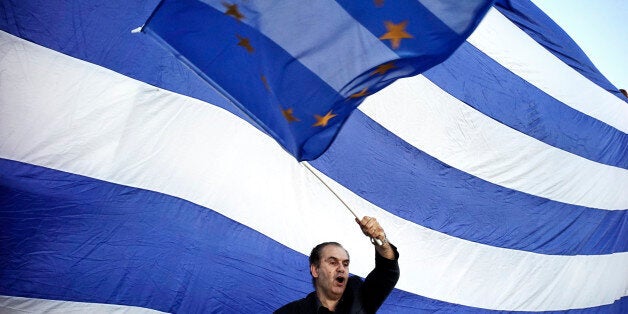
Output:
329 260 337 265
343 262 349 267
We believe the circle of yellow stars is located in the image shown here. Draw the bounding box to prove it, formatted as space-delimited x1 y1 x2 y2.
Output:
223 1 413 127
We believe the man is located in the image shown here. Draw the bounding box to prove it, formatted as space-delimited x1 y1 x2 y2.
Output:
275 216 400 313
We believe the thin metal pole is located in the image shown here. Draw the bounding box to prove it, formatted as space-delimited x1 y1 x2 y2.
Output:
301 161 360 219
302 161 383 246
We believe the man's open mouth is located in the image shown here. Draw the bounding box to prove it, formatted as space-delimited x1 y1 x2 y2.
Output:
335 276 345 284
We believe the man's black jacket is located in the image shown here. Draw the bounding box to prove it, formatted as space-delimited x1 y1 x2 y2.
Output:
275 245 400 314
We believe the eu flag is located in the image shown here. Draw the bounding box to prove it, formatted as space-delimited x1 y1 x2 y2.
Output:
143 0 494 160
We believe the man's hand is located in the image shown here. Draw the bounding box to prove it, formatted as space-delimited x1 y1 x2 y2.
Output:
355 216 396 260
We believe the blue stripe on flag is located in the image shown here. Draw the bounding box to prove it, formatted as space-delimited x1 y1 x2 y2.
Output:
2 158 626 313
312 113 628 255
494 0 628 100
424 42 628 169
0 158 309 313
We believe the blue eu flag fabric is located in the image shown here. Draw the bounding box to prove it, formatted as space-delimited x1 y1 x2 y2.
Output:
143 0 494 161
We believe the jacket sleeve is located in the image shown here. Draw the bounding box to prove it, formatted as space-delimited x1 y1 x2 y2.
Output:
360 243 400 312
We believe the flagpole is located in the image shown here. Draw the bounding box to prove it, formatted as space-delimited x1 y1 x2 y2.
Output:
143 26 382 246
302 161 383 246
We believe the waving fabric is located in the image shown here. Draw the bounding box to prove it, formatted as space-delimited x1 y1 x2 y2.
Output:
0 0 626 313
142 0 494 161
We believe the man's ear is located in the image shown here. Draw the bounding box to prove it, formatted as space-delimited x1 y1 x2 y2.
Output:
310 264 319 278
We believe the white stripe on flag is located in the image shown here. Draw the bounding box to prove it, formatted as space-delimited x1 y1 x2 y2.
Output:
468 9 628 133
307 165 628 311
1 31 626 311
360 74 628 210
0 295 166 314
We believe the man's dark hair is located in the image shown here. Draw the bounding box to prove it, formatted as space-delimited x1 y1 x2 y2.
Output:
309 242 348 287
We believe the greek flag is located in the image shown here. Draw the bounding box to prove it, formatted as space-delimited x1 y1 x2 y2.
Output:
0 0 626 312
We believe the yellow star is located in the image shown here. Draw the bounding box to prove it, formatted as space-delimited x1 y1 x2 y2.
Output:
236 35 254 53
372 62 395 76
379 20 413 49
349 87 369 99
312 111 337 127
224 3 244 21
281 108 300 123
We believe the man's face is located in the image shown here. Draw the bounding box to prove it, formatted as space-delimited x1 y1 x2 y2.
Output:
311 245 350 300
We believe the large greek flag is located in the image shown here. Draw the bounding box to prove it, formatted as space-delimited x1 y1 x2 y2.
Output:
1 0 626 313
